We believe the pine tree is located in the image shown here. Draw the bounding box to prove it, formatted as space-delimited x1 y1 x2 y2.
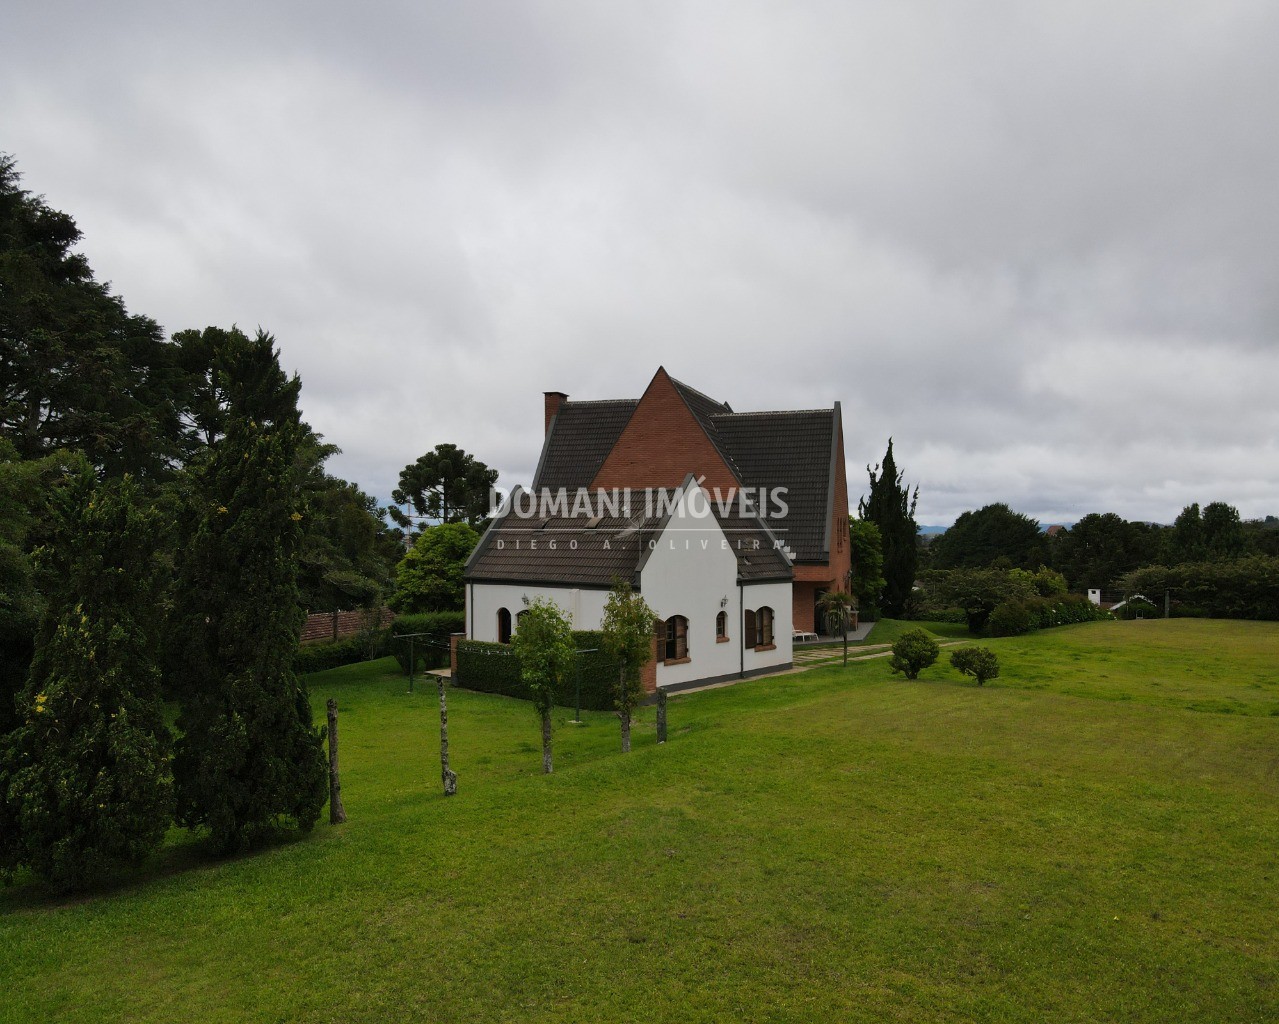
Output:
858 439 919 618
171 331 327 853
0 472 172 888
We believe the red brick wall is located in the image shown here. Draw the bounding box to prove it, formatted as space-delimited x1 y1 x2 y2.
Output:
591 368 739 492
642 632 659 694
300 607 395 645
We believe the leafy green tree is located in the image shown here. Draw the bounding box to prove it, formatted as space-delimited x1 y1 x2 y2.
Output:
510 599 575 774
391 522 479 613
170 331 327 853
0 154 182 478
1201 502 1246 560
1167 503 1206 563
858 439 918 617
1009 565 1068 597
0 472 172 888
818 590 858 666
847 517 886 618
950 646 1000 686
930 503 1047 570
390 443 498 529
888 628 939 680
1050 512 1164 590
600 581 656 753
916 568 1036 634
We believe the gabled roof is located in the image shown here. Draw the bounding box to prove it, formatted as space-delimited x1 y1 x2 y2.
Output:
465 484 792 588
531 371 841 563
535 398 638 491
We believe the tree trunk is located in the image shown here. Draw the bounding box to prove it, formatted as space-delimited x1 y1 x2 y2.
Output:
620 706 632 753
541 710 553 774
326 698 347 824
656 689 667 744
438 677 457 796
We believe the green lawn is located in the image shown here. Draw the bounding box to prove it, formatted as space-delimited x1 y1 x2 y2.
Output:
3 620 1277 1023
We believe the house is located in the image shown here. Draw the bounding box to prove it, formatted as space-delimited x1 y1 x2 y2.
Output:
462 367 851 692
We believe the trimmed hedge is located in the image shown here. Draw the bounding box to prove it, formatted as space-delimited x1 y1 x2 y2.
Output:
986 594 1113 637
1118 557 1279 620
390 611 466 674
296 630 389 674
455 630 620 712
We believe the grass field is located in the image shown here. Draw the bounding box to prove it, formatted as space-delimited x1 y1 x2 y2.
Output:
3 619 1277 1023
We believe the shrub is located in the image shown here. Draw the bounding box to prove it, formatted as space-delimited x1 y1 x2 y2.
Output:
390 612 466 673
295 631 389 674
889 628 940 680
455 630 620 712
986 601 1032 637
950 646 1000 685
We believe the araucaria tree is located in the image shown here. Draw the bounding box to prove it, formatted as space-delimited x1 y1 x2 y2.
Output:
510 599 576 774
0 472 172 888
600 581 656 752
858 439 919 617
170 330 327 853
390 443 498 529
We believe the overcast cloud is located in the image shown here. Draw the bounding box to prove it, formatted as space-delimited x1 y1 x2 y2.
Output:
4 1 1277 525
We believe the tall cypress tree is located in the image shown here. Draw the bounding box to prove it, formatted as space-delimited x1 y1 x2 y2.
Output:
171 330 326 853
858 439 919 618
0 472 172 888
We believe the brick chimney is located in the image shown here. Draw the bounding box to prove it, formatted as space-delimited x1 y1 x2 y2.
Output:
544 391 568 435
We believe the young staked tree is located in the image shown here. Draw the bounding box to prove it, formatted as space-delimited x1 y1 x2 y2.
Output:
171 330 327 853
510 599 575 774
818 590 858 666
858 439 919 618
600 580 656 753
0 471 172 888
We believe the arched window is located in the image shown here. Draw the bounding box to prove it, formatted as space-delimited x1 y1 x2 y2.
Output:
515 609 529 632
663 615 689 662
757 606 775 647
715 610 728 642
497 607 512 645
745 607 775 649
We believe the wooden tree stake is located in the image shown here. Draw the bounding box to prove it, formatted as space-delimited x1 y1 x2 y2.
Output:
326 698 347 824
439 677 458 795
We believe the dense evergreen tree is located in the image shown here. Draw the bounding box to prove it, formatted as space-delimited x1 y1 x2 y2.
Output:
1050 512 1164 590
1166 501 1247 564
0 154 182 478
930 503 1047 570
391 443 498 528
170 331 327 853
0 472 171 888
858 439 919 617
0 440 92 735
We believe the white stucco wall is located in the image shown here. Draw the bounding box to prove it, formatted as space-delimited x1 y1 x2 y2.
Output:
640 480 793 688
740 579 793 675
467 478 793 688
467 582 611 641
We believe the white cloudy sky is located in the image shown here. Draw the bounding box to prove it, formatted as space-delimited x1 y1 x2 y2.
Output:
5 1 1278 525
